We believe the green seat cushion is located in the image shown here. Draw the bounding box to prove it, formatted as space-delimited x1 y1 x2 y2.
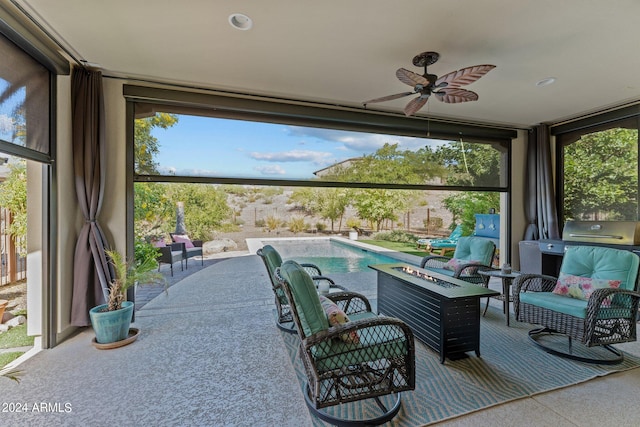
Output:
280 260 329 336
312 313 409 371
520 291 588 318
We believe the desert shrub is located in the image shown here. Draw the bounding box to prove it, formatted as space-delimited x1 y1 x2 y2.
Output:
346 217 361 229
255 218 266 228
265 215 280 232
315 222 326 232
374 230 418 244
288 216 306 234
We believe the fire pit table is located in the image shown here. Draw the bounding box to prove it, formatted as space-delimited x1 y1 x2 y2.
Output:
370 263 499 363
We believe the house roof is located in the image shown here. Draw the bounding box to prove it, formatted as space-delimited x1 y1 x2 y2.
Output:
11 0 640 128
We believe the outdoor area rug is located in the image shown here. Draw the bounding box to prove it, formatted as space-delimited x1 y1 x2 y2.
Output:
278 306 640 426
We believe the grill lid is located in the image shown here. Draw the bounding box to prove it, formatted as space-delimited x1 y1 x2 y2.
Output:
562 221 640 245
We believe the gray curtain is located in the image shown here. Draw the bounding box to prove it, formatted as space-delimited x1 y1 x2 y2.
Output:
523 124 560 241
70 67 113 326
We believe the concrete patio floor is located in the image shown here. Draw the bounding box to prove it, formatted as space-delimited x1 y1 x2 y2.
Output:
1 251 639 426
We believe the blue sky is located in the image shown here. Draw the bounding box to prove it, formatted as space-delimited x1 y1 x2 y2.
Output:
152 114 446 179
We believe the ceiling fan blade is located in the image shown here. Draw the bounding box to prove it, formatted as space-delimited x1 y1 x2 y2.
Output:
363 91 415 105
396 68 428 87
404 95 429 116
434 88 479 103
435 64 496 88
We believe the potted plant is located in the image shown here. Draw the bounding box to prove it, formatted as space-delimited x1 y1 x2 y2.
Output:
89 245 164 346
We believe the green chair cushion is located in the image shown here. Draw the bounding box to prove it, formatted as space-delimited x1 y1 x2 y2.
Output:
280 260 329 337
453 236 495 266
520 291 588 318
560 245 640 291
312 312 409 371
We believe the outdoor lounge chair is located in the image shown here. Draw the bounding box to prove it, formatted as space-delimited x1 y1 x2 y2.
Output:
257 245 345 332
420 236 496 286
275 260 415 426
514 245 640 364
156 242 184 276
170 233 204 268
416 224 463 254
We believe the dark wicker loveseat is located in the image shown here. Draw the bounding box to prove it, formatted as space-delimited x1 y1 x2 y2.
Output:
514 245 640 364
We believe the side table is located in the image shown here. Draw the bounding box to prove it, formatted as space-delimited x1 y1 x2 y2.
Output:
478 269 521 326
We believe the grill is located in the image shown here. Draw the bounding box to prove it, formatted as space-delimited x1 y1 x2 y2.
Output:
539 220 640 275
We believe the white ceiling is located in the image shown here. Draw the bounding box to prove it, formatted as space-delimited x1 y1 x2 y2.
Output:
14 0 640 128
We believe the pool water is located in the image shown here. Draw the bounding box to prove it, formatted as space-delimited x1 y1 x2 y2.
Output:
263 239 402 273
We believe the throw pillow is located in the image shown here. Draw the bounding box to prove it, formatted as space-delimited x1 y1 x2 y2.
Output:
443 258 480 271
552 272 621 305
173 234 195 248
318 296 360 344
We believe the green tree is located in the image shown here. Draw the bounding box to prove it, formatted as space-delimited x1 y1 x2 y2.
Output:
134 113 179 174
134 182 174 238
433 140 501 186
442 191 499 235
563 128 638 220
289 187 351 232
164 183 232 240
0 161 27 254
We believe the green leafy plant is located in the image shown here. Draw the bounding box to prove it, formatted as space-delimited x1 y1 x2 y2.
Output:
104 249 164 312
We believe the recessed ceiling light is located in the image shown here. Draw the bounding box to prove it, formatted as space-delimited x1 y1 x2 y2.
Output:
536 77 556 87
228 13 253 30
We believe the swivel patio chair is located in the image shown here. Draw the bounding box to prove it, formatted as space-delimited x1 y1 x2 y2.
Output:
170 233 204 268
257 245 345 333
420 236 496 286
275 260 415 426
514 245 640 364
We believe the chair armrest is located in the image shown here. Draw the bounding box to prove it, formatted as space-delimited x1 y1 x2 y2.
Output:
311 275 347 291
587 288 640 315
512 273 558 318
300 263 323 276
513 273 558 294
170 242 185 252
304 316 413 350
325 291 372 315
192 240 203 247
420 256 450 269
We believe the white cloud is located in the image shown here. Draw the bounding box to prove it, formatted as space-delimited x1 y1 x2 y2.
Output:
254 165 286 175
248 149 333 164
0 114 13 136
285 125 444 153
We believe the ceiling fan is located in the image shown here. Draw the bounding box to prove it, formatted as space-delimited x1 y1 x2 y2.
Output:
363 51 495 116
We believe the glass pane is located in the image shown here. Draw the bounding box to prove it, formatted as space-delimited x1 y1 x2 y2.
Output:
0 33 50 154
563 127 639 220
134 112 506 188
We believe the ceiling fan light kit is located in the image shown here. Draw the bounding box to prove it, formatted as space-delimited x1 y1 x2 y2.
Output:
363 51 495 116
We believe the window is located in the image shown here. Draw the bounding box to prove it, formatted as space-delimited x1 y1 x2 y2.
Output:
0 33 50 154
556 114 640 222
133 110 509 190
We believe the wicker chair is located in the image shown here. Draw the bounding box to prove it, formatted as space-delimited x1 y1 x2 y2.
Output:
514 245 640 364
420 236 496 286
156 243 184 276
257 245 345 333
275 260 415 426
170 233 204 268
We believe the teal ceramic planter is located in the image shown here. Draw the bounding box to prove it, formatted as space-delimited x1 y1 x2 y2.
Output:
89 301 134 344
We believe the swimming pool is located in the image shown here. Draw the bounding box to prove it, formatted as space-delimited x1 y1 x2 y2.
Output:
262 239 404 273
